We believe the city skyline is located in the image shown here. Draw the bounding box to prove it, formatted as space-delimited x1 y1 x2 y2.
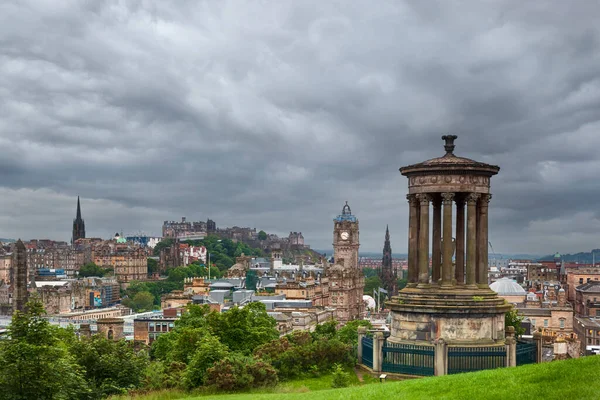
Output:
2 2 600 253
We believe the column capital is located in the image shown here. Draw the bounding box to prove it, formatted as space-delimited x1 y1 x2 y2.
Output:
406 194 419 205
416 193 432 205
480 193 492 205
441 192 455 205
465 193 480 205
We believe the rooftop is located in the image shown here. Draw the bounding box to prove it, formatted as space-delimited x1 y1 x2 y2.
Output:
490 278 527 296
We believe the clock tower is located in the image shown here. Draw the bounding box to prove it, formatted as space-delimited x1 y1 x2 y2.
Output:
329 201 364 323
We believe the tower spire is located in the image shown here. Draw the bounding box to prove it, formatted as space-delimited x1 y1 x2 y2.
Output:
76 196 82 220
72 196 86 244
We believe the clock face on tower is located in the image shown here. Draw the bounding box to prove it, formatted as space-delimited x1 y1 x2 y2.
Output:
340 231 349 240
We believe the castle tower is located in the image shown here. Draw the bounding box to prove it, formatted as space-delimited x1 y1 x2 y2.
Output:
72 196 86 244
389 135 510 345
329 202 364 323
13 239 29 313
379 225 398 296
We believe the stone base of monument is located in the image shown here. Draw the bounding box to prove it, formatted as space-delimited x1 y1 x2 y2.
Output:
387 287 512 345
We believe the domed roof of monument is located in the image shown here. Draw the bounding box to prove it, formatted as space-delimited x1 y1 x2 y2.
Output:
400 135 500 176
490 278 527 296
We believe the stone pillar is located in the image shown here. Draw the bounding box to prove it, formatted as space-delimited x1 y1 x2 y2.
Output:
533 331 543 363
357 326 367 364
407 195 419 287
431 196 442 285
455 197 465 284
505 326 516 367
477 194 491 288
417 194 431 288
373 331 385 373
434 338 447 376
441 193 454 288
465 193 480 289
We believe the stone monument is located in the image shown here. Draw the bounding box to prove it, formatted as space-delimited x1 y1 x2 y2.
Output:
388 135 511 345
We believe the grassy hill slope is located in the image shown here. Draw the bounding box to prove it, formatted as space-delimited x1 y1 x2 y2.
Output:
210 355 600 400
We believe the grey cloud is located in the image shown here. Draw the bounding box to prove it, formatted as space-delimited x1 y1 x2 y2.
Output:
1 1 600 254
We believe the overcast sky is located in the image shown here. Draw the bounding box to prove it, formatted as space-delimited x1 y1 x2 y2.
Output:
1 1 600 254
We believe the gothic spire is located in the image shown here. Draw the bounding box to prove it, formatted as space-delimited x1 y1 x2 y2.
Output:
76 196 82 220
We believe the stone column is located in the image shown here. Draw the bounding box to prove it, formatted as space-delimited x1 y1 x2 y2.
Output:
407 194 419 287
417 194 431 288
373 331 385 373
434 338 447 376
441 193 455 288
465 193 480 289
358 326 367 364
477 194 491 288
431 196 442 285
505 326 516 367
455 197 465 284
533 331 543 363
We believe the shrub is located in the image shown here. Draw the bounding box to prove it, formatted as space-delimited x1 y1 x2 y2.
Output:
184 335 229 389
205 354 278 391
331 364 350 388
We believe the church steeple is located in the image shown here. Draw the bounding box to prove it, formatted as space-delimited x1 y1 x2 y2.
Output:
72 196 86 244
76 196 82 220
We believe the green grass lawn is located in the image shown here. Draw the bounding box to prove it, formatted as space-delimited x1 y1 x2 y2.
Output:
115 356 600 400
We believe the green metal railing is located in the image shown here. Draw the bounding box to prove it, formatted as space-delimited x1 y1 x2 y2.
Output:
516 341 537 366
362 336 373 369
382 342 435 376
447 346 506 374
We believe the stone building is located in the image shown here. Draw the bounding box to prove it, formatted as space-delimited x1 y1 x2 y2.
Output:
329 202 364 323
92 241 147 286
0 254 11 284
162 217 209 238
134 315 177 344
575 281 600 317
72 196 86 244
96 317 125 340
13 239 29 313
566 268 600 303
574 317 600 354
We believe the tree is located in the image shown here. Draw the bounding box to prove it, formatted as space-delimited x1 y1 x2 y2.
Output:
0 296 90 400
183 334 229 389
79 262 105 277
129 291 155 312
505 308 525 337
153 239 174 257
69 335 149 398
258 230 267 241
147 258 159 275
364 275 382 296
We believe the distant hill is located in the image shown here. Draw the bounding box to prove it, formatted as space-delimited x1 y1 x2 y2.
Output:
0 238 15 243
538 249 600 263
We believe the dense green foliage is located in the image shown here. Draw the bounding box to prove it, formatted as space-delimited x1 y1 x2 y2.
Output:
121 290 155 312
330 364 350 388
258 230 268 241
69 335 148 398
183 235 264 272
147 258 159 275
505 308 525 337
0 298 89 400
0 297 149 399
79 262 112 278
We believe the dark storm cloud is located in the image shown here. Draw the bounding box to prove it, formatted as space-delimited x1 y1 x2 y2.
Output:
1 1 600 254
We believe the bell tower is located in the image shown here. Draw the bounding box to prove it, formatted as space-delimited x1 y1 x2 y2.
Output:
330 202 364 323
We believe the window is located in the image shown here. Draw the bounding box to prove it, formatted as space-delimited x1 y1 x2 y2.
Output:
588 278 592 283
560 319 565 329
544 319 548 327
531 319 536 325
580 278 584 284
